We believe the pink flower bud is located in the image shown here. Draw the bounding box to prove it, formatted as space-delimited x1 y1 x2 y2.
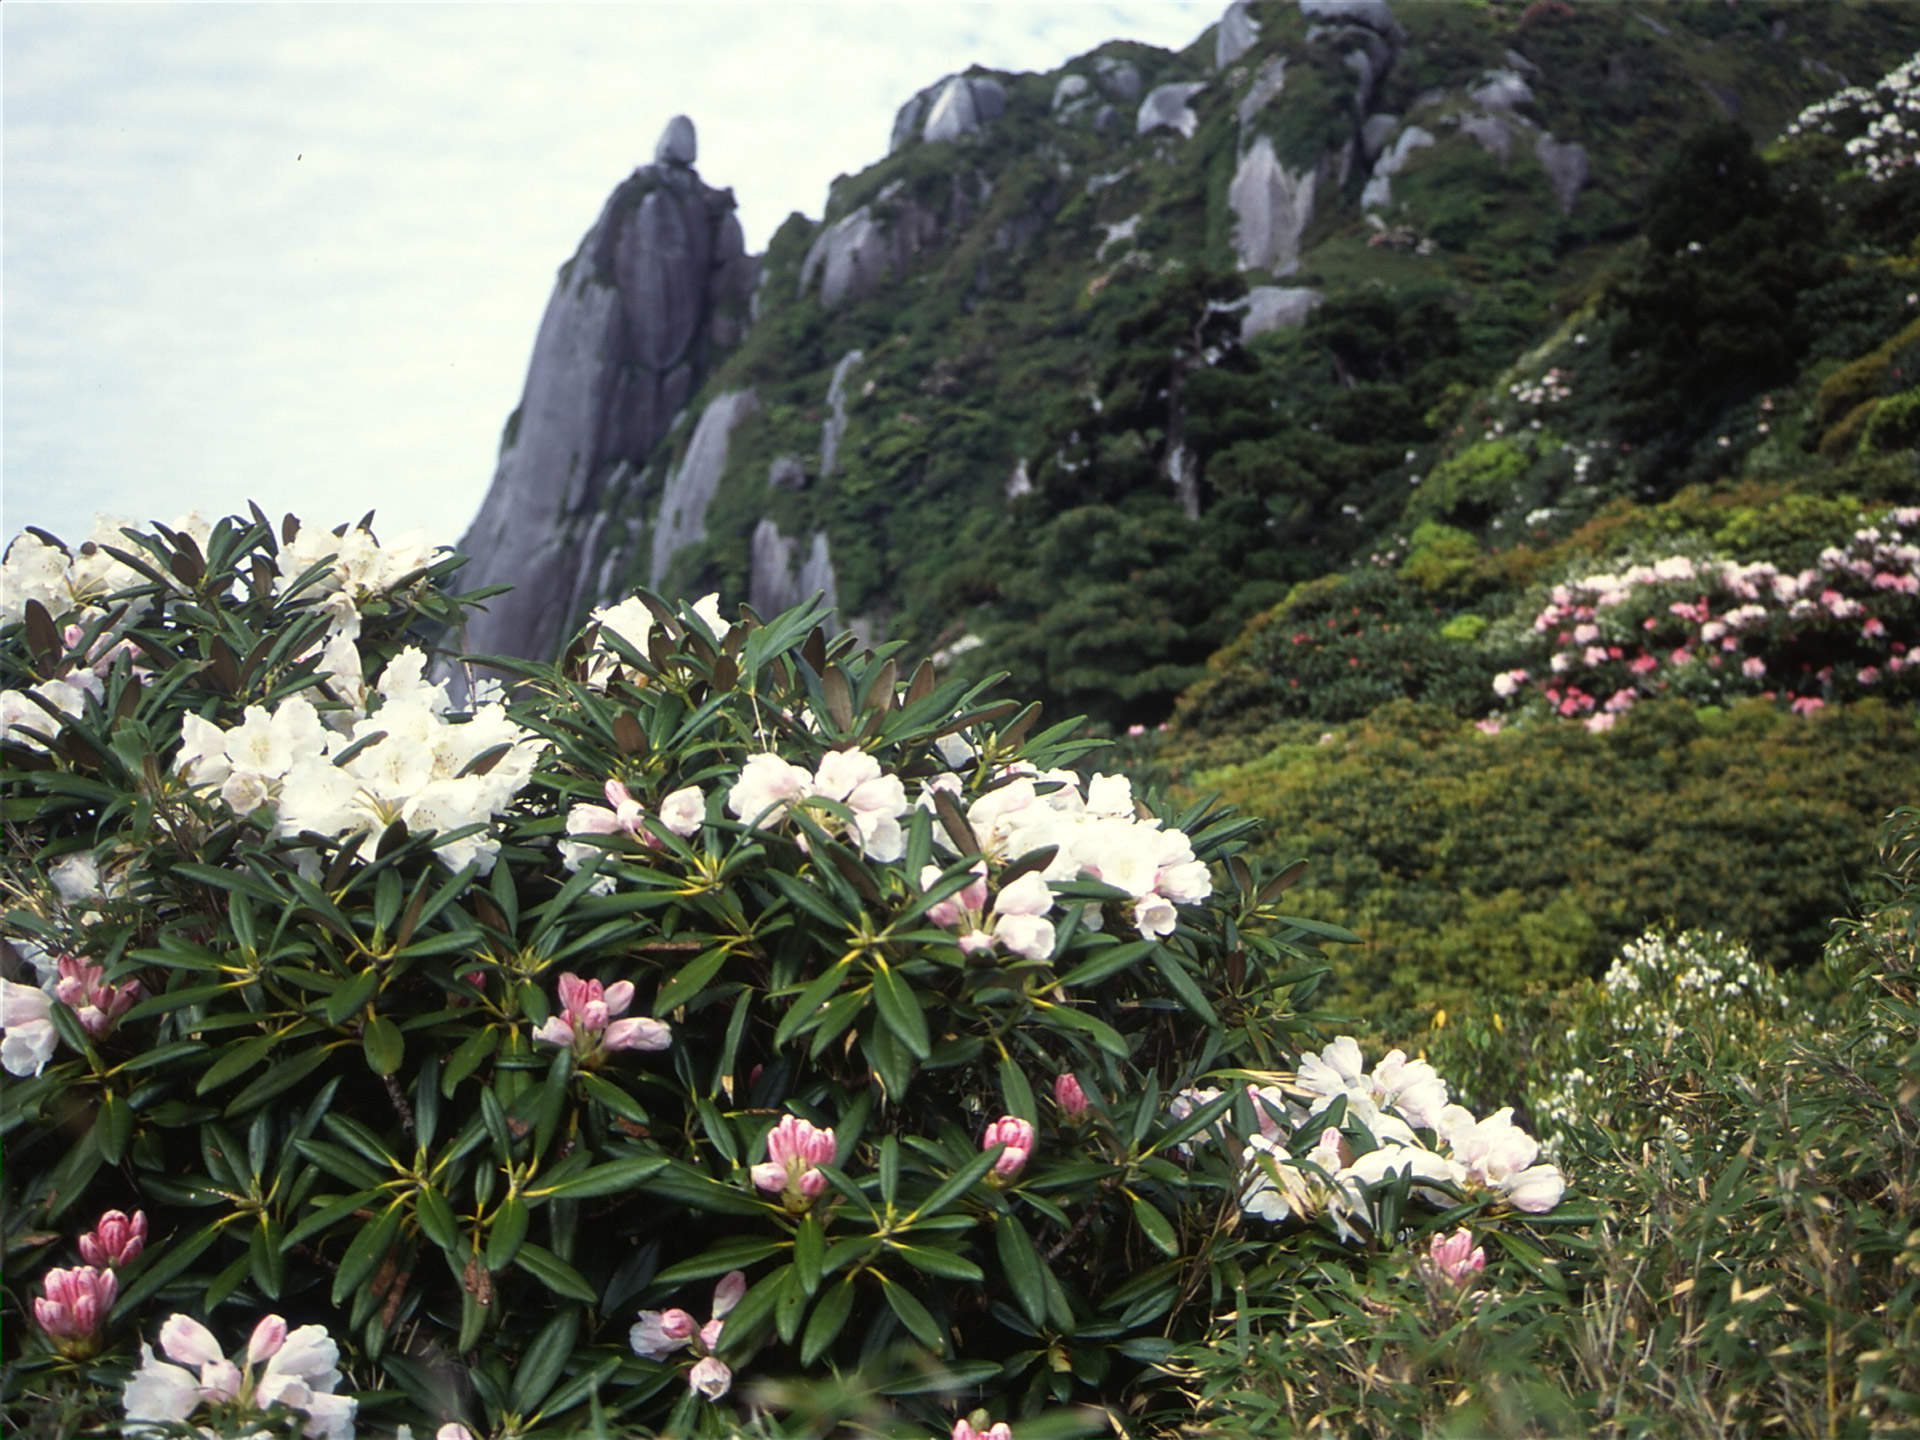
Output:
247 1313 288 1364
698 1317 724 1351
687 1354 732 1401
78 1209 146 1269
602 980 635 1016
1054 1073 1089 1118
1421 1228 1487 1289
712 1270 747 1319
982 1116 1035 1179
660 1308 698 1341
603 1016 673 1052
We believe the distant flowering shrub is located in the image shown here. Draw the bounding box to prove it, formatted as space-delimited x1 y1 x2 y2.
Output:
0 510 1580 1436
1784 51 1920 183
1491 509 1920 727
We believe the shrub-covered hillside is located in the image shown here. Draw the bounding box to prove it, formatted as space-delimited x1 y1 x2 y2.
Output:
567 0 1918 735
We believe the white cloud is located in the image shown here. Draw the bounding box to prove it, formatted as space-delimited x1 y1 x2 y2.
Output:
3 2 1214 553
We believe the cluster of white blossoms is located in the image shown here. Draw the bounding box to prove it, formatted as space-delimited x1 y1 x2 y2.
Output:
1784 51 1919 183
583 591 726 687
727 749 910 862
0 513 193 628
1238 1037 1565 1240
123 1313 354 1440
927 767 1212 940
274 520 441 641
176 646 544 874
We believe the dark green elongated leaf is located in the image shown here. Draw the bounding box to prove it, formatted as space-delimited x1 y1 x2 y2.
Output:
331 1200 403 1306
879 1135 900 1208
283 1187 384 1249
711 1263 791 1349
996 1213 1048 1330
1274 914 1362 944
821 1235 881 1278
324 1113 403 1170
414 1186 461 1253
998 1053 1036 1125
1150 949 1218 1024
537 1353 623 1421
1058 939 1155 989
442 1026 498 1096
515 1242 599 1302
800 1273 857 1366
1130 1193 1180 1257
226 1044 333 1118
121 982 236 1023
889 1242 983 1282
772 959 851 1049
775 1264 808 1345
1148 1089 1236 1157
195 1033 280 1095
767 870 857 931
652 1236 785 1288
531 1155 669 1200
95 1092 133 1164
876 1360 1003 1396
1040 1001 1130 1058
486 1194 529 1270
637 1171 768 1218
110 1218 225 1321
1258 858 1310 902
793 1213 825 1296
869 962 930 1060
881 1279 945 1353
249 1216 286 1299
362 1015 404 1076
907 1145 1000 1223
576 1071 649 1125
652 946 731 1014
509 1308 579 1416
325 968 380 1026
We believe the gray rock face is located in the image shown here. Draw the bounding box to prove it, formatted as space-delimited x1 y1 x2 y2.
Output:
650 389 759 587
1138 82 1207 138
1534 133 1589 215
820 350 863 479
1361 123 1433 209
654 115 697 167
1094 56 1141 102
1361 111 1399 162
1469 69 1533 112
903 75 1008 146
1053 74 1090 111
1298 0 1402 40
1228 134 1316 273
1459 113 1513 163
799 184 942 312
1241 285 1323 340
1005 458 1033 499
749 519 840 622
1216 1 1260 69
457 117 756 661
767 454 808 490
1238 57 1288 127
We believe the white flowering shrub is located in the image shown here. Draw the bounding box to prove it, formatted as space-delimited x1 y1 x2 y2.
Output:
1 513 1576 1437
1485 509 1920 730
1783 51 1920 184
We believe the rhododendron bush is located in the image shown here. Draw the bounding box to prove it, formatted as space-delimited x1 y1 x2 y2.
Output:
1 513 1578 1438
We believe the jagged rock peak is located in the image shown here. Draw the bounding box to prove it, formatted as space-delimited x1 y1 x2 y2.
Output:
655 115 697 167
456 120 755 662
1216 1 1260 70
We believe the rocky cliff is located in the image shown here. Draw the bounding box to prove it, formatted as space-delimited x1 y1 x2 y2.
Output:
456 117 755 660
458 3 1918 731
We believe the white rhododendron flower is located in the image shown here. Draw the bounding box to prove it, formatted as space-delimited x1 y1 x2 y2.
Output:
124 1314 354 1440
727 749 909 862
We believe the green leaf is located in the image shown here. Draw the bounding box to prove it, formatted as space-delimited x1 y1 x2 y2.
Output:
773 959 852 1049
486 1194 529 1270
531 1155 668 1200
95 1092 133 1164
652 946 731 1014
794 1213 825 1296
882 1278 945 1353
577 1071 649 1125
879 1135 900 1208
1150 948 1218 1025
325 967 380 1026
195 1033 280 1095
996 1213 1049 1330
226 1044 334 1118
1037 1002 1130 1058
870 962 930 1060
800 1273 856 1366
442 1026 498 1096
331 1200 402 1306
998 1053 1037 1125
1130 1193 1180 1257
414 1186 461 1253
363 1015 404 1076
111 1219 224 1321
652 1236 786 1288
907 1145 1000 1223
1059 939 1155 989
293 1139 388 1190
509 1308 579 1416
889 1242 984 1282
515 1241 600 1302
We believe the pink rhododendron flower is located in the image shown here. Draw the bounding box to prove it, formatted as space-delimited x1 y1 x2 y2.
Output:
1054 1072 1089 1118
688 1355 733 1400
1742 656 1767 678
33 1265 116 1357
78 1209 146 1269
530 972 671 1064
952 1421 1014 1440
1420 1228 1486 1288
631 1268 745 1390
1859 666 1882 685
752 1115 835 1205
983 1115 1035 1179
1791 695 1826 715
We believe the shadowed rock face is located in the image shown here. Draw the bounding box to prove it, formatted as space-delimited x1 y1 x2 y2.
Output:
456 116 755 662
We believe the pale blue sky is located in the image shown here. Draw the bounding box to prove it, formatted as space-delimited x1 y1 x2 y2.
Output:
4 2 1216 553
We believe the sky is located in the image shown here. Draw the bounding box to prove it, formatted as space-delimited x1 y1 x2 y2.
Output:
3 2 1218 555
